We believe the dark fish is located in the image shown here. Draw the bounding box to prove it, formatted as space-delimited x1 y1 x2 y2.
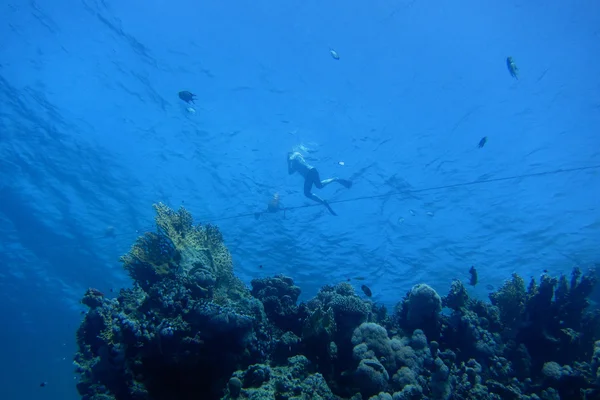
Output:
478 136 487 148
361 285 372 297
506 57 519 80
485 284 494 291
178 90 197 104
104 226 116 238
40 382 47 387
354 276 366 281
469 266 478 286
258 265 263 269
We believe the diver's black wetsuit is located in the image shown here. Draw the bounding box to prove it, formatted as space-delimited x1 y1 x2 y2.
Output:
287 152 352 215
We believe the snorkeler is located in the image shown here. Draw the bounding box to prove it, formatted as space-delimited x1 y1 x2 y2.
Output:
287 151 352 216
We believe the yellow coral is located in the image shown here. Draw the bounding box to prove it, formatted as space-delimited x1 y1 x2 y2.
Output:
153 203 237 286
153 202 196 249
120 231 179 278
96 309 115 345
121 203 247 299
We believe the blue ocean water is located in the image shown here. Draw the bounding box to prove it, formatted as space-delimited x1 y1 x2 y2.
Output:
1 0 599 398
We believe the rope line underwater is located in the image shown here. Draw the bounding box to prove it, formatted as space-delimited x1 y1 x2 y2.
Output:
94 163 599 241
207 164 600 223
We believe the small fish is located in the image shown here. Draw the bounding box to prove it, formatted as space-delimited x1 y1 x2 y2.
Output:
104 226 116 238
506 57 519 80
485 284 494 291
178 90 197 104
361 285 372 297
258 265 263 269
329 48 340 60
478 136 487 148
353 276 366 281
40 382 48 387
469 266 478 286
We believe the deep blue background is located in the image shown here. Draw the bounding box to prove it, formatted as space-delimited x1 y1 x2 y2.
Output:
1 0 599 398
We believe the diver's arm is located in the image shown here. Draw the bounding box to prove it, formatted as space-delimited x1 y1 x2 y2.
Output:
287 153 294 174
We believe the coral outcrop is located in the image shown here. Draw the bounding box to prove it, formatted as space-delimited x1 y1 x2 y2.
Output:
75 204 267 400
74 204 600 400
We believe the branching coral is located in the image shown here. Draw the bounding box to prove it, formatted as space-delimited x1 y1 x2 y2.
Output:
555 267 597 327
489 273 526 329
120 203 245 299
120 231 181 286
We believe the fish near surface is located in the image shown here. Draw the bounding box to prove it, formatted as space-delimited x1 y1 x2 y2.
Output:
178 90 197 104
506 57 519 80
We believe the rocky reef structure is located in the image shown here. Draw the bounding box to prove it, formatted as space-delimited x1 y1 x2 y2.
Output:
74 204 600 399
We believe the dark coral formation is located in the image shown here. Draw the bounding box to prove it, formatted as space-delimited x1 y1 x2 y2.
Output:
74 204 600 400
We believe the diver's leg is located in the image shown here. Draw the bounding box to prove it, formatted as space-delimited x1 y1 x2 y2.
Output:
304 175 314 197
311 168 351 189
304 176 337 215
319 177 337 187
311 169 340 188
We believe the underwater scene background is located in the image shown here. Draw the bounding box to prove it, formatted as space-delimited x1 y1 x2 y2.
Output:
1 0 599 399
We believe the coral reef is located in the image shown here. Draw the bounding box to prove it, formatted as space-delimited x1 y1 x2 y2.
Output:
75 204 266 400
74 204 600 400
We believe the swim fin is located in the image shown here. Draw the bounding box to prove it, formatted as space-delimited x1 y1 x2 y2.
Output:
339 179 352 189
323 201 338 216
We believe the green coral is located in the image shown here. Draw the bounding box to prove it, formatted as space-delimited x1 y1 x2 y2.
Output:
489 273 526 328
